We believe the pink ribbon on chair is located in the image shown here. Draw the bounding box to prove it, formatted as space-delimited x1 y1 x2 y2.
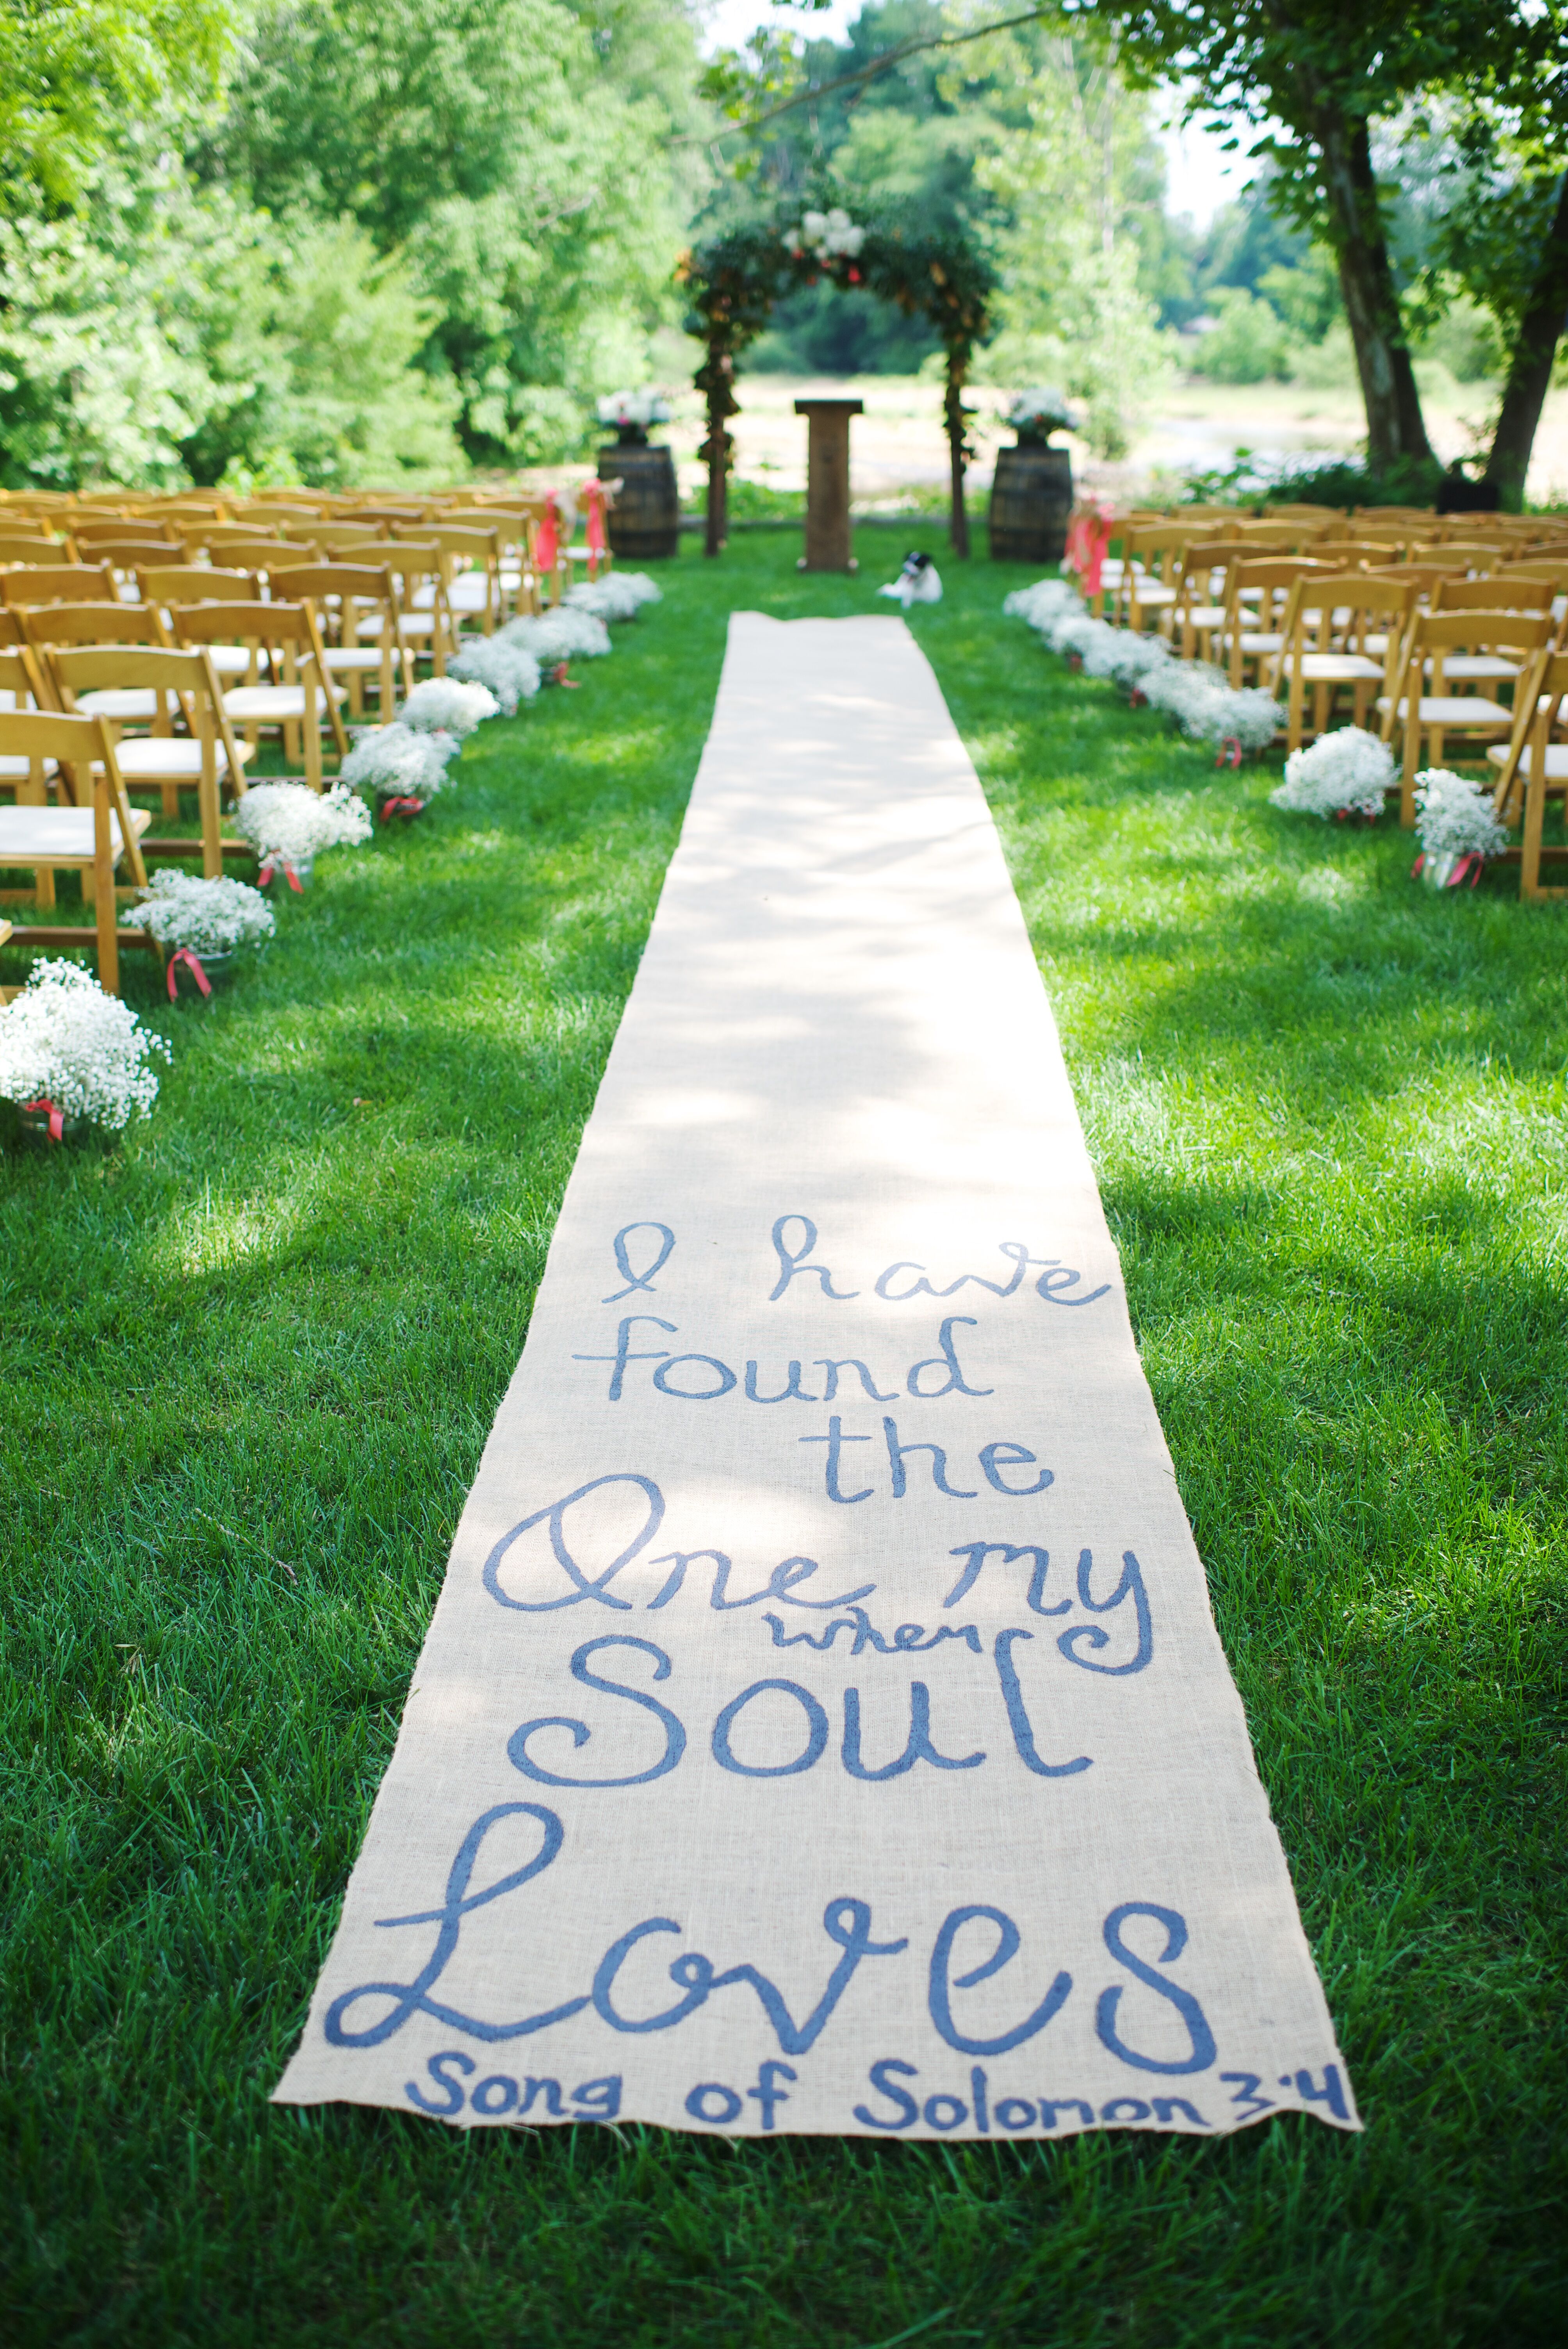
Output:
21 1097 64 1141
258 858 303 891
379 795 425 823
583 479 608 561
534 494 559 577
1064 506 1114 598
167 948 212 1001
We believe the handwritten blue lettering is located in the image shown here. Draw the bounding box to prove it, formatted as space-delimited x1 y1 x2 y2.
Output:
601 1222 675 1302
483 1473 664 1613
992 1629 1092 1777
1058 1550 1153 1675
841 1682 985 1780
929 1905 1073 2055
770 1214 858 1302
1095 1902 1217 2075
507 1636 686 1788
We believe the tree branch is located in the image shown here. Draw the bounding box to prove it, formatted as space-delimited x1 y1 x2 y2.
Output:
673 6 1054 146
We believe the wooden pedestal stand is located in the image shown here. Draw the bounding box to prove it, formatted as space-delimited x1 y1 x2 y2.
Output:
795 397 863 572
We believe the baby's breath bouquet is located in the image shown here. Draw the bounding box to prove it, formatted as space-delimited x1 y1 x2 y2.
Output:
1413 767 1509 887
125 872 276 958
1270 727 1393 822
0 959 169 1136
233 781 373 884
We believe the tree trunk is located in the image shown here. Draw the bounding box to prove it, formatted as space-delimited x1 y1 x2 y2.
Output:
1485 171 1568 511
944 356 970 558
1315 109 1432 471
703 346 733 558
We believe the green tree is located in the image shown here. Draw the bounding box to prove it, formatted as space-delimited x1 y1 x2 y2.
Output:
0 0 235 214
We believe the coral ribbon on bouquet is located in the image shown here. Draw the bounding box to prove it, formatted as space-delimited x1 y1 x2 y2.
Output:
167 948 212 1000
21 1096 64 1141
258 858 303 891
1215 736 1243 768
379 796 425 823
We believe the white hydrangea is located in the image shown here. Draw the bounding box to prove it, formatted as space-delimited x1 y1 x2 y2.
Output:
565 572 663 623
340 723 460 804
233 781 373 864
1270 727 1394 820
788 207 864 260
596 389 671 428
123 871 276 955
398 677 498 738
1006 389 1074 434
499 608 613 664
448 636 542 714
0 959 169 1131
1414 767 1510 861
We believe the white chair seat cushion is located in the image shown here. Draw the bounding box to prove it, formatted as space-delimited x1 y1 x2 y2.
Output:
1423 655 1522 681
1183 604 1226 627
446 576 492 610
75 689 162 720
1128 583 1177 604
358 613 436 639
1228 632 1285 654
1486 742 1568 776
1280 653 1384 681
110 736 247 780
1377 695 1513 726
323 647 390 670
224 684 344 721
205 645 253 677
0 754 57 779
0 804 149 861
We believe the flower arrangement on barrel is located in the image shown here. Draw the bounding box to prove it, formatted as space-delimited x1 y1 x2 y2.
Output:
596 390 672 447
1005 389 1074 446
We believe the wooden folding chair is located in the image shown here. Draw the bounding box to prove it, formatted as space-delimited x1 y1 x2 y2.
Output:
172 602 348 786
0 709 153 993
269 564 411 716
49 645 251 877
1112 523 1190 633
360 542 454 675
1221 558 1331 687
310 522 390 556
135 567 266 692
404 524 504 637
19 603 182 757
1171 541 1256 661
1485 650 1568 897
0 644 62 797
1269 573 1417 753
0 565 117 612
0 530 70 568
1379 610 1554 824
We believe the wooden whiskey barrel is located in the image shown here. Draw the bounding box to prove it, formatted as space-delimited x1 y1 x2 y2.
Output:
599 443 680 560
988 443 1073 562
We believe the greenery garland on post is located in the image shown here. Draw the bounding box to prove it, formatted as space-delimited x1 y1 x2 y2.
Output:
679 208 994 559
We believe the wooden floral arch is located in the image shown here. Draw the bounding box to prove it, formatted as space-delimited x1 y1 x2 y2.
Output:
679 207 996 559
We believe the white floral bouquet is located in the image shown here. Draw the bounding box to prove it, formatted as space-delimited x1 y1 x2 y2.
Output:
1143 661 1281 754
340 722 461 811
1413 766 1510 885
233 781 373 882
1003 579 1083 633
398 677 498 739
787 206 865 262
0 959 169 1134
499 608 613 668
1007 388 1074 442
1270 727 1393 821
565 572 663 623
595 388 672 430
448 636 542 714
124 871 276 957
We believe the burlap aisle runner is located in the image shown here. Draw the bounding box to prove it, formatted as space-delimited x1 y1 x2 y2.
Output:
276 614 1358 2142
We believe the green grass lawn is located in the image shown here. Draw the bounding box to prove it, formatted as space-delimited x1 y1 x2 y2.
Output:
2 529 1564 2348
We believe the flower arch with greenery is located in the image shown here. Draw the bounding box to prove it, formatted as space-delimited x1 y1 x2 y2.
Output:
678 207 996 560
